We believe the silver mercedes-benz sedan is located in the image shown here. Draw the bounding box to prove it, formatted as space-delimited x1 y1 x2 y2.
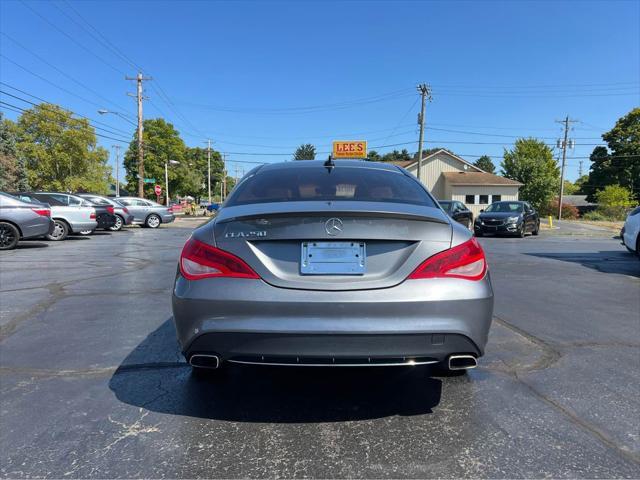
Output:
172 160 493 374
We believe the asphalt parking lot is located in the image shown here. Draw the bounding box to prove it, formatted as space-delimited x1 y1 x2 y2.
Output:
1 224 639 478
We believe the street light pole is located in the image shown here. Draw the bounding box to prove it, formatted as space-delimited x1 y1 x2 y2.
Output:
165 160 179 206
112 145 121 197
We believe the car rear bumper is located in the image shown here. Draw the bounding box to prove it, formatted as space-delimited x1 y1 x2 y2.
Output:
172 274 494 365
162 213 175 224
69 221 98 233
97 214 116 229
21 218 54 239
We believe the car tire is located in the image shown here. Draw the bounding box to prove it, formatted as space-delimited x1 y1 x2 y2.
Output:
475 230 483 237
532 221 540 236
519 224 526 238
46 220 69 241
145 214 161 229
636 236 640 258
110 215 124 231
0 222 20 250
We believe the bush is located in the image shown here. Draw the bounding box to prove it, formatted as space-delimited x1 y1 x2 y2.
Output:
539 199 579 219
595 185 634 208
583 206 630 221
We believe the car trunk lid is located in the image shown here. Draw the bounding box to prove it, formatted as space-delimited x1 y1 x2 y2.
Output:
212 201 452 291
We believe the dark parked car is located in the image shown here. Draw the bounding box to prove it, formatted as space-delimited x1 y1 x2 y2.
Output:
76 194 134 231
439 200 473 229
0 192 54 250
474 200 539 237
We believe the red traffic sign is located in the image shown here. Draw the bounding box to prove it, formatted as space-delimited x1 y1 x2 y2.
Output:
154 185 162 196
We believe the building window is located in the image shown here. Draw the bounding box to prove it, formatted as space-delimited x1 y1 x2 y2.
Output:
465 194 475 204
492 194 501 203
479 194 489 204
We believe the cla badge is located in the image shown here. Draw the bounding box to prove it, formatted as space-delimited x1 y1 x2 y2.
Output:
324 217 343 236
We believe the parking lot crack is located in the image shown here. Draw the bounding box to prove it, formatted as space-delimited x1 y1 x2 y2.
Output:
492 315 562 372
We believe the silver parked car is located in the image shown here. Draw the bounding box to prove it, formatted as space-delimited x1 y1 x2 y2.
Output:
76 194 134 231
172 160 494 375
116 197 175 228
13 192 97 241
0 192 54 250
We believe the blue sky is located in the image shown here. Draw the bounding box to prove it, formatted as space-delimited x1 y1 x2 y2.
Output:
1 0 638 183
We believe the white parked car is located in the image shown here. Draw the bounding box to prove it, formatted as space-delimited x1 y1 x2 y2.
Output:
621 206 640 257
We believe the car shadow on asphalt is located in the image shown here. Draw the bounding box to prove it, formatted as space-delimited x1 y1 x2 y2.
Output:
525 250 640 277
16 241 49 248
109 319 444 423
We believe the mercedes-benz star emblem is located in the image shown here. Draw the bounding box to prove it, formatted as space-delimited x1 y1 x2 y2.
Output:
324 217 343 236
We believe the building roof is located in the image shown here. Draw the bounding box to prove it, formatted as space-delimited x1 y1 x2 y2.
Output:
395 149 485 173
562 195 596 206
442 171 523 186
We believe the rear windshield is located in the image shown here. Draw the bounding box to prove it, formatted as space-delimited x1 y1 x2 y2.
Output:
485 202 523 213
438 201 452 212
226 166 436 207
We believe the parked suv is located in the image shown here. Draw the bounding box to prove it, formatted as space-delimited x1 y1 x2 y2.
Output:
13 192 97 241
116 197 175 228
76 194 134 231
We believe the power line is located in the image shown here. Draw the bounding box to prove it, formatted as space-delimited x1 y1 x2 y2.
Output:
0 83 131 136
0 89 132 138
19 0 126 76
0 100 130 144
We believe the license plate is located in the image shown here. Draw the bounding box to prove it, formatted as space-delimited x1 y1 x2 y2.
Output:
301 241 366 275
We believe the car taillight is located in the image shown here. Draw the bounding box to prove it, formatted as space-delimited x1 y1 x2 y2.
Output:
408 237 487 281
179 238 260 280
106 206 115 214
31 208 50 217
90 212 96 220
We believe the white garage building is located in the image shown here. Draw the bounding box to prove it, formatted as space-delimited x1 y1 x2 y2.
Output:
396 149 522 216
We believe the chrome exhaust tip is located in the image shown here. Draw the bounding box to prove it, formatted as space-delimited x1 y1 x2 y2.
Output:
189 354 220 369
448 354 478 370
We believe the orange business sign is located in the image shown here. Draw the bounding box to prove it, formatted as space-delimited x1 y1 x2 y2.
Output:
332 140 367 159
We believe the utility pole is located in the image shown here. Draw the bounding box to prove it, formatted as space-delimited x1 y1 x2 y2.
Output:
126 72 152 198
578 160 584 178
416 83 432 182
206 139 212 204
112 145 121 197
556 116 578 220
222 153 227 201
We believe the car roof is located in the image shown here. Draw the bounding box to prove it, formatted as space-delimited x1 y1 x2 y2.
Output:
256 160 401 173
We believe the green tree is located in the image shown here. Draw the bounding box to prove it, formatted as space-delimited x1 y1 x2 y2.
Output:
601 108 640 200
124 118 186 198
474 155 495 173
15 104 110 192
595 184 634 207
562 179 578 195
294 144 316 160
574 174 589 194
381 149 412 162
583 146 610 202
501 138 560 210
366 150 381 162
584 108 640 201
0 113 29 190
183 146 224 199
